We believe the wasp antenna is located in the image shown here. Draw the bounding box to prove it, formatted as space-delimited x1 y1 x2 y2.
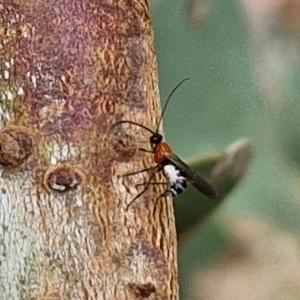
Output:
111 120 156 135
155 78 190 133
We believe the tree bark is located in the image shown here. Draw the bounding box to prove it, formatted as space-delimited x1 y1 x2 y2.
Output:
0 1 178 299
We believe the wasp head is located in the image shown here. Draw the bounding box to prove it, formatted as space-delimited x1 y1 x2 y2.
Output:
150 133 163 148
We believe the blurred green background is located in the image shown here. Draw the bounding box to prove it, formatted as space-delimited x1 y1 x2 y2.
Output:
150 0 300 299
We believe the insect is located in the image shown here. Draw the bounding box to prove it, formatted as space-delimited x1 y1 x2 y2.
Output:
112 78 219 210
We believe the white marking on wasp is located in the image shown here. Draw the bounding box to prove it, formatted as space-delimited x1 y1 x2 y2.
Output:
163 164 187 196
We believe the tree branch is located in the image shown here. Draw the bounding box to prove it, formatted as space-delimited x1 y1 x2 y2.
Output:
0 0 178 299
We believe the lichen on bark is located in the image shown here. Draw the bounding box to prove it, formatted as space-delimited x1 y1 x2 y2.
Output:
0 1 178 299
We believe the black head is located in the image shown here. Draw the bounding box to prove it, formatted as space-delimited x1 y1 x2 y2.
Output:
150 133 163 146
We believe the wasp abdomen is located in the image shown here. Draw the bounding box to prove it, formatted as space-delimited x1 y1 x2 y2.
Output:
163 164 187 196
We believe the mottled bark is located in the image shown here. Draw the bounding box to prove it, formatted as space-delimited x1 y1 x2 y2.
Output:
0 1 178 299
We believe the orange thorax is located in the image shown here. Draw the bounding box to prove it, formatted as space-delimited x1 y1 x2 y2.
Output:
153 142 172 164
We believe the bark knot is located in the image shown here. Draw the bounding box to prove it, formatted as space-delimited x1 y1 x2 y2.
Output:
130 282 156 298
0 126 35 169
44 163 85 193
111 127 138 162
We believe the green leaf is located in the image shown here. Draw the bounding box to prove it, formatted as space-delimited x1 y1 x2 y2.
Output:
175 139 252 241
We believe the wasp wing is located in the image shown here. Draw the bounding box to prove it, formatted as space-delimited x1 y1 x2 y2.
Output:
165 153 219 199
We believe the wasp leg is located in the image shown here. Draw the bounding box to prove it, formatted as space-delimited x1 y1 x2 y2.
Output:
125 166 162 210
138 148 153 153
122 165 157 177
153 189 172 211
135 182 167 187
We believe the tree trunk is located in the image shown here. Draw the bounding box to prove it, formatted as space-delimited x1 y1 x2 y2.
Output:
0 1 178 299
